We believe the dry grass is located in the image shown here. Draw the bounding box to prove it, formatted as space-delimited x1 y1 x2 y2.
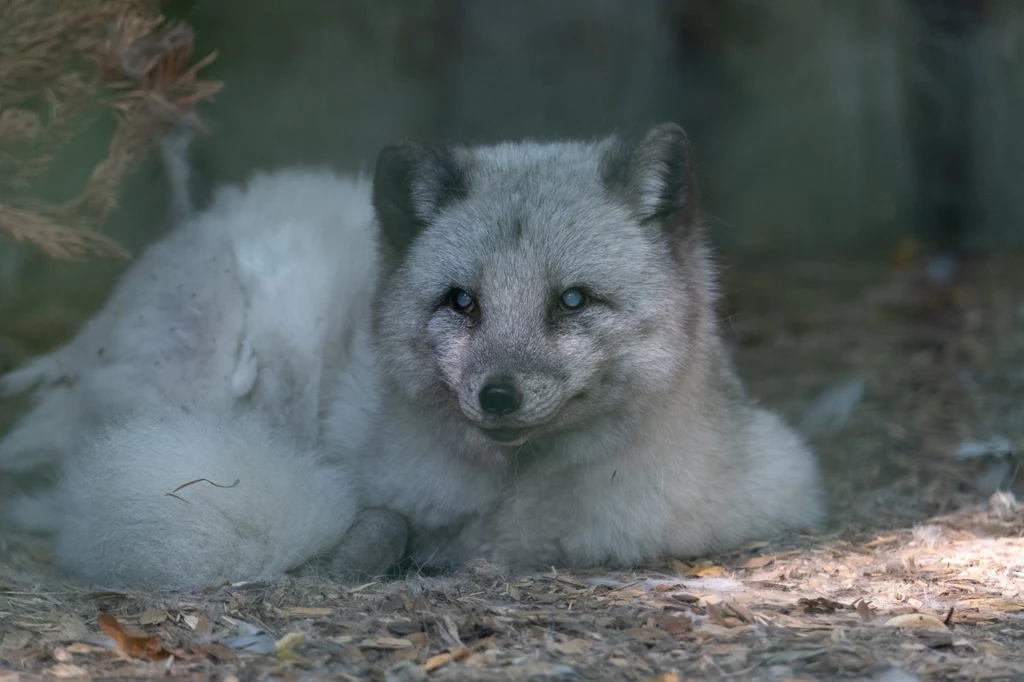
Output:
0 0 220 260
2 251 1024 681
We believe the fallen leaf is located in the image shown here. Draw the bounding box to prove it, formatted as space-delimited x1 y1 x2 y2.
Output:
655 613 692 636
181 613 213 636
55 616 91 642
797 597 846 614
204 642 237 662
884 613 949 631
855 599 874 622
0 631 32 652
705 603 742 629
283 606 333 618
275 632 307 663
690 563 727 578
697 594 722 607
97 613 171 662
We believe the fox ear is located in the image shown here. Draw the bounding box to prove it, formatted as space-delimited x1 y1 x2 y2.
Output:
601 122 698 238
372 142 469 262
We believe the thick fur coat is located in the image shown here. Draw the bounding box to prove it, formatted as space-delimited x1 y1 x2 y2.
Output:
0 124 825 589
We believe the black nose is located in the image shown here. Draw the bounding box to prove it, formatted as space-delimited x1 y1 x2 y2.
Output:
479 381 522 415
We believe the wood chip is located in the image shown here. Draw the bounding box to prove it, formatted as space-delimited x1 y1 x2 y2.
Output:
884 613 949 631
282 606 334 618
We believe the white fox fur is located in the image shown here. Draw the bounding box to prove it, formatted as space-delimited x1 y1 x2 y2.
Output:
1 124 827 590
1 167 380 588
32 408 357 590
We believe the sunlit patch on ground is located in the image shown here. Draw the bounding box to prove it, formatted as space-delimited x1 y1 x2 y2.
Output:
1 253 1023 680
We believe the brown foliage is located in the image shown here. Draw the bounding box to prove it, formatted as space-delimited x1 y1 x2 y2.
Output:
0 0 222 260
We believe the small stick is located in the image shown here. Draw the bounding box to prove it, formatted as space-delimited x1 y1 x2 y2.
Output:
164 477 240 503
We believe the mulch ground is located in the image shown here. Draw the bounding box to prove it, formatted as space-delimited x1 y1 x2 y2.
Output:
2 249 1023 681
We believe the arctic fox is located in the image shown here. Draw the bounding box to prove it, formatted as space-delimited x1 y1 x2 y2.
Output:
0 123 824 589
337 122 826 569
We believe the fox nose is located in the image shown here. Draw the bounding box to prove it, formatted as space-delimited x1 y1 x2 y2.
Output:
479 380 522 415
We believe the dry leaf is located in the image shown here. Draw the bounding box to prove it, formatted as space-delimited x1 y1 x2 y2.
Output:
690 563 727 578
884 613 949 631
797 597 846 614
655 613 692 636
0 631 32 652
275 632 307 663
193 615 213 636
855 599 875 622
97 613 170 662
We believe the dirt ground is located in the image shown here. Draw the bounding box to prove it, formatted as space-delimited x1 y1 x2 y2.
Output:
1 249 1023 681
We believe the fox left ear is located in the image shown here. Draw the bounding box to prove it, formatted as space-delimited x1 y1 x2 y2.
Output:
372 142 469 263
600 122 698 240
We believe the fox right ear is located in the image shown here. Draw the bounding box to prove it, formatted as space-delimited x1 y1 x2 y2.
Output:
372 142 468 262
600 123 698 241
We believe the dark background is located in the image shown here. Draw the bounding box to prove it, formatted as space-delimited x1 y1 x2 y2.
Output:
0 0 1018 337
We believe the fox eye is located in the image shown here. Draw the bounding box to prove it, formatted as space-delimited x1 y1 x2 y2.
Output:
559 288 586 311
451 288 477 314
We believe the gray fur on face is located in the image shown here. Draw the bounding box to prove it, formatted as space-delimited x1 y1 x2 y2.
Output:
372 124 714 448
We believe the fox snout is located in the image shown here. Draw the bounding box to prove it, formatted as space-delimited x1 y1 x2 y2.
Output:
458 369 573 429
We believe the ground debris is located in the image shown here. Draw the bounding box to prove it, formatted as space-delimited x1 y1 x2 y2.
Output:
4 255 1024 680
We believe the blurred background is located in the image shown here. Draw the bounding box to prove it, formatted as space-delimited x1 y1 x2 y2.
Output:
3 0 1021 311
1 0 1022 506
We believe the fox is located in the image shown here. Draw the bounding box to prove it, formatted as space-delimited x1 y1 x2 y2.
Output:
337 122 825 569
0 123 825 590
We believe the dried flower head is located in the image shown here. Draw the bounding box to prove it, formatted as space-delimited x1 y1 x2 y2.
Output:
0 0 222 260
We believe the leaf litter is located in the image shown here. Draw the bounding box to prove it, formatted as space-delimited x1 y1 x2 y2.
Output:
3 255 1024 679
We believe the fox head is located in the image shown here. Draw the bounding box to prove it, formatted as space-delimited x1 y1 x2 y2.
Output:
370 123 716 454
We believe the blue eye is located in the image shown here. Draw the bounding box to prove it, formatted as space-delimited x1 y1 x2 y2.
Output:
452 289 476 313
560 288 585 310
